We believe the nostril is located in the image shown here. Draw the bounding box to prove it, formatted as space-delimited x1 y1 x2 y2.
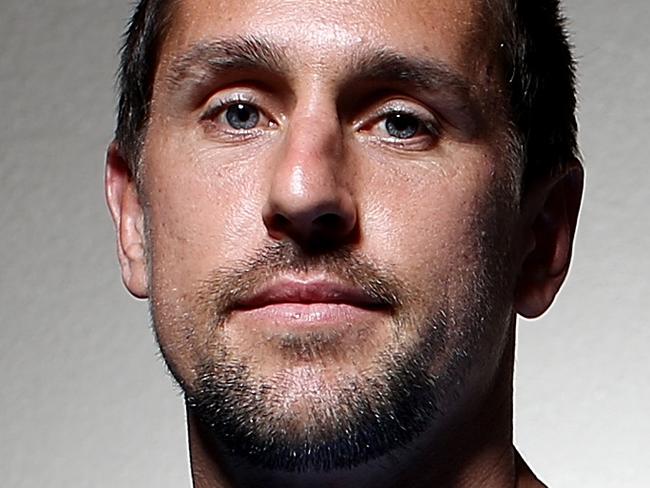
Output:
262 212 292 239
263 197 358 245
271 213 291 230
313 213 343 229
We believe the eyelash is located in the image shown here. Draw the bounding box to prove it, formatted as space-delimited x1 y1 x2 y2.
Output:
371 105 440 137
199 94 440 149
201 94 260 124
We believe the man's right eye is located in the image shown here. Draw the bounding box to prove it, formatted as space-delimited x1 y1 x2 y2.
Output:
201 97 274 135
225 103 260 130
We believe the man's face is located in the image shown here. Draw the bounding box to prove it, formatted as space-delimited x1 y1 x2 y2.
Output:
129 0 523 470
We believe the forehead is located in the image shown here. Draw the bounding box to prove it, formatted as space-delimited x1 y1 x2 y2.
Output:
159 0 498 80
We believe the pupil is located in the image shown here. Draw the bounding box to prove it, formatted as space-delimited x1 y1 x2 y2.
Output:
226 103 259 130
386 113 419 139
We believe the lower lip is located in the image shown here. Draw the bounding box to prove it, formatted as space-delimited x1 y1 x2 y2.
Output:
232 303 381 328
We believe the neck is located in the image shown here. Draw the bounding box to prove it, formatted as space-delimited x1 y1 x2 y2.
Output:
186 325 545 488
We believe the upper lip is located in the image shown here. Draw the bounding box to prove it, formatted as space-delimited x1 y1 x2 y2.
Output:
234 276 385 310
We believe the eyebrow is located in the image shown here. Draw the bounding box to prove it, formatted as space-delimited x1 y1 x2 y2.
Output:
345 48 474 98
165 35 475 95
164 36 290 90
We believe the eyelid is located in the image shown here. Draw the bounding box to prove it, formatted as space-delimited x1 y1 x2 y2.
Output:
200 93 261 121
354 99 441 132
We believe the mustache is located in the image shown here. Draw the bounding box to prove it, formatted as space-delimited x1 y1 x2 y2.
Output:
195 240 404 319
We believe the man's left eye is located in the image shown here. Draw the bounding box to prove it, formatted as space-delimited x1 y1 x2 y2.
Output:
383 112 422 139
364 108 440 147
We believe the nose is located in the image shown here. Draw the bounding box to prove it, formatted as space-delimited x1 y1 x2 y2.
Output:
262 112 358 250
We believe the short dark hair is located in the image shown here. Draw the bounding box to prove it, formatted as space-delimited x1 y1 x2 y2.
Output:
115 0 578 183
115 0 174 172
495 0 579 183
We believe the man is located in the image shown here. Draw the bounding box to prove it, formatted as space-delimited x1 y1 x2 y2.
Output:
106 0 583 486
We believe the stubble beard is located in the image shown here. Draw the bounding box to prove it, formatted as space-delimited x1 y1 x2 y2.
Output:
149 236 512 473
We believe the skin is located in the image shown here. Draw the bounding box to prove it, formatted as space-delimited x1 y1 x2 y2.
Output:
106 0 583 486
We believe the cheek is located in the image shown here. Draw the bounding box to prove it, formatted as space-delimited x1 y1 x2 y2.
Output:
360 146 507 292
141 137 276 380
141 136 271 299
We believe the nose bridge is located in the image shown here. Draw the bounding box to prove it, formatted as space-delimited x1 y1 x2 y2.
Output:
282 104 342 193
262 93 357 246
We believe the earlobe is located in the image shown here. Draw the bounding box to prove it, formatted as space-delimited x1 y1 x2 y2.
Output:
105 142 149 299
515 161 584 319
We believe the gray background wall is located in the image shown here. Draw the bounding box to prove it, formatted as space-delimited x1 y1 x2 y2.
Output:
0 1 647 486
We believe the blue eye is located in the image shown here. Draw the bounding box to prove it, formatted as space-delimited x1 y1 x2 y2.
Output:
225 103 260 130
384 112 421 139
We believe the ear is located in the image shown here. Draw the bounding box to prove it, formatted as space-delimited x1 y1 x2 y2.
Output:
514 160 584 319
105 141 149 299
